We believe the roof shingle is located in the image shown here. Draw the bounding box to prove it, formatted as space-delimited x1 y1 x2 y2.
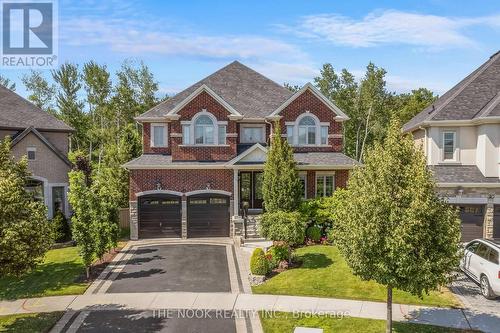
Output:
0 86 73 131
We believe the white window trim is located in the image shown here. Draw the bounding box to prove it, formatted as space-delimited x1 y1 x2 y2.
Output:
27 147 36 161
315 172 335 198
150 123 168 148
286 112 330 147
240 124 266 143
299 172 307 199
441 130 458 162
180 110 228 146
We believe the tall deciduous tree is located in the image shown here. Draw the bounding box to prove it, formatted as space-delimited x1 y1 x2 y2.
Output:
52 63 88 150
0 139 52 277
262 123 302 212
22 70 56 113
332 119 461 333
0 75 16 91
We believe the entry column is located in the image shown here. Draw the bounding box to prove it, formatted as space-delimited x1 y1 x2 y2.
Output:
181 195 187 239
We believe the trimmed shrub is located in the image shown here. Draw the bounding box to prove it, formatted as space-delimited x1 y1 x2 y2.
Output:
250 248 270 276
306 225 321 242
259 211 306 246
52 211 72 243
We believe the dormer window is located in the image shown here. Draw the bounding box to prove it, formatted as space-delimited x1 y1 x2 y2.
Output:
286 112 330 146
181 110 227 146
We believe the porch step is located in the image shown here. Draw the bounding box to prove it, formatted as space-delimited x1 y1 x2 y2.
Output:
242 215 262 240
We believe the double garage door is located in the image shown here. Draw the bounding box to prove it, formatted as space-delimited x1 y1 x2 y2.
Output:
454 204 500 242
138 194 229 238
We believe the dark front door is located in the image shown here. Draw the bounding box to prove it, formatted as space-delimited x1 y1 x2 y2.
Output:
187 194 230 237
139 194 182 238
239 171 263 210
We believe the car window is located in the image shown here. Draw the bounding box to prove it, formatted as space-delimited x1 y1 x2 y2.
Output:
487 249 499 265
475 243 490 259
466 241 480 253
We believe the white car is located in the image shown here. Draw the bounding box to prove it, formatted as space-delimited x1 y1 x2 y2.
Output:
460 239 500 299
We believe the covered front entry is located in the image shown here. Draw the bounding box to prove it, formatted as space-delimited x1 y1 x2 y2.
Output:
187 194 230 237
453 205 485 242
239 171 263 210
138 194 182 238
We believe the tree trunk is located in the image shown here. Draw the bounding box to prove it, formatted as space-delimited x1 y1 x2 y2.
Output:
386 285 393 333
86 266 90 280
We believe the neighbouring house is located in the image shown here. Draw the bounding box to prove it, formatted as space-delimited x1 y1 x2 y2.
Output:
403 51 500 242
123 61 359 240
0 85 73 219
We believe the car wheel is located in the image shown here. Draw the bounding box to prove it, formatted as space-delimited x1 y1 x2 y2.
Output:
480 275 496 300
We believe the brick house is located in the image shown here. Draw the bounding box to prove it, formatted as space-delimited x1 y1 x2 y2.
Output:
0 86 73 219
123 61 358 240
403 51 500 242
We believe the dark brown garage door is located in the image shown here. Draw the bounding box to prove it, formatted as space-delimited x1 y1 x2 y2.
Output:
453 205 484 242
139 194 182 238
187 194 230 238
494 205 500 238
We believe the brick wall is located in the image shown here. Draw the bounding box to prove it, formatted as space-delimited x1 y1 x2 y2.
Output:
129 168 233 201
279 89 343 152
171 91 237 161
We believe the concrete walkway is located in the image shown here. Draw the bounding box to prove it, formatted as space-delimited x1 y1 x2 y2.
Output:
1 292 498 332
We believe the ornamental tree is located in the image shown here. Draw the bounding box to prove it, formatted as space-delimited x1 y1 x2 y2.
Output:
331 119 461 333
262 122 302 212
0 139 52 277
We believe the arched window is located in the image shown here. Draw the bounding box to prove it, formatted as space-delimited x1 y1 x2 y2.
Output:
298 116 317 145
194 115 215 144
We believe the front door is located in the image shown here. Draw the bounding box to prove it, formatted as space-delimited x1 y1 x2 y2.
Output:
239 171 263 210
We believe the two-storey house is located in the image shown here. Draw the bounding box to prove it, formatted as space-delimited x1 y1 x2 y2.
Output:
0 85 73 219
404 51 500 242
124 61 358 240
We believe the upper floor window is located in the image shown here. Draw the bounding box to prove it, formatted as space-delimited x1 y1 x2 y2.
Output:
443 131 456 161
287 113 330 146
27 147 36 160
151 123 167 147
181 110 227 145
241 125 264 144
298 116 316 145
195 115 215 144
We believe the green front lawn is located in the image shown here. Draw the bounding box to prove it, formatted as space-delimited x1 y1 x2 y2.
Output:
253 245 461 308
260 312 479 333
0 312 63 333
0 247 88 300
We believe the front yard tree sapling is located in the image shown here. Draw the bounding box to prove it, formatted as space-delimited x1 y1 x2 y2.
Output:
0 139 53 277
332 119 461 333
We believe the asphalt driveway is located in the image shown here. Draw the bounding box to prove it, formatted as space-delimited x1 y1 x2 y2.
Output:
68 310 237 333
106 244 231 293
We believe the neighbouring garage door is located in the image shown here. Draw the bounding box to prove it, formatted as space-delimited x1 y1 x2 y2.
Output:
453 205 484 242
187 194 230 238
139 194 182 238
494 205 500 238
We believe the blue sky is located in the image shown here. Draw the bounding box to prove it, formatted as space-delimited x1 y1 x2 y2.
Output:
2 0 500 98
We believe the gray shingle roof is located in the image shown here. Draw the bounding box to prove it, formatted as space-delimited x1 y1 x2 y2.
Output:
123 152 359 169
430 165 500 184
403 51 500 132
139 61 293 119
0 86 73 131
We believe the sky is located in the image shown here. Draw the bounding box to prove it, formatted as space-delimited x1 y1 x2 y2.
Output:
2 0 500 99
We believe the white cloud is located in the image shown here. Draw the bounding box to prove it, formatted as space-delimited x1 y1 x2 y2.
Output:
60 17 303 60
282 10 500 49
250 61 319 85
